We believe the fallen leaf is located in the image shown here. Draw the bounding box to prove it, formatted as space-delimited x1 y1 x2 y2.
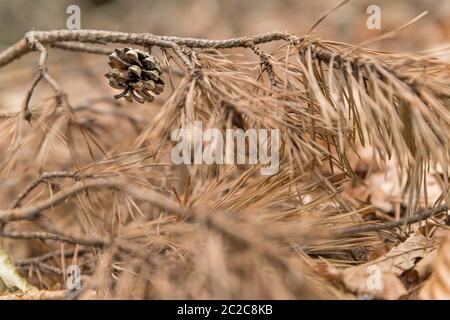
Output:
342 268 406 300
377 232 435 275
340 232 434 299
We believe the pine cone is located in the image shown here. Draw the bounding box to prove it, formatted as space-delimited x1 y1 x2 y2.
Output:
105 48 164 103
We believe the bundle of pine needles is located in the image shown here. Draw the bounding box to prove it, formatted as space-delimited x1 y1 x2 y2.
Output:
0 27 448 299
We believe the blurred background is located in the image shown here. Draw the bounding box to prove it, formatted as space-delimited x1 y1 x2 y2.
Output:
0 0 449 51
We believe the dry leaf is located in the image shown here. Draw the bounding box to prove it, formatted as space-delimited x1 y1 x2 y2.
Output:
341 232 434 299
419 232 450 300
377 232 435 275
341 268 406 300
314 258 406 300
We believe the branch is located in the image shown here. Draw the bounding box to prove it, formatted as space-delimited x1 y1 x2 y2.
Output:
15 248 87 267
51 41 113 55
247 42 279 88
0 230 106 247
0 30 298 68
21 33 67 120
0 178 120 223
11 171 80 209
27 262 64 275
50 43 184 78
336 204 449 235
1 178 187 223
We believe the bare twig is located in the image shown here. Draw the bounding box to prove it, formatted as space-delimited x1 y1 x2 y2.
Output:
30 262 64 275
247 42 279 88
11 171 80 209
51 42 185 76
336 204 449 235
0 230 106 247
21 73 43 121
0 178 121 222
2 178 186 223
21 33 67 120
51 41 113 55
15 248 87 267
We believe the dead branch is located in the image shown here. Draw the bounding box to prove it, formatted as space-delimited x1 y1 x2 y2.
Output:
22 33 66 119
11 171 80 209
29 262 64 275
50 43 184 77
51 41 114 55
0 178 121 222
337 204 449 235
15 248 87 267
0 230 106 247
0 30 298 68
247 42 279 88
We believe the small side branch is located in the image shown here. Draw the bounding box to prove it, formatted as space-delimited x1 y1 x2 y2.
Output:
11 171 80 209
247 42 279 88
22 33 66 121
21 73 43 121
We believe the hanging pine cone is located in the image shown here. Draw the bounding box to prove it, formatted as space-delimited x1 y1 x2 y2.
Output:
105 48 164 103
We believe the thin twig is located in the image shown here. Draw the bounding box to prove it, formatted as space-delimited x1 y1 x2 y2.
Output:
51 43 184 77
247 42 279 88
336 204 449 235
0 178 121 222
29 262 64 275
51 41 113 55
11 171 80 209
21 73 43 121
22 33 66 120
15 248 87 266
0 230 107 247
